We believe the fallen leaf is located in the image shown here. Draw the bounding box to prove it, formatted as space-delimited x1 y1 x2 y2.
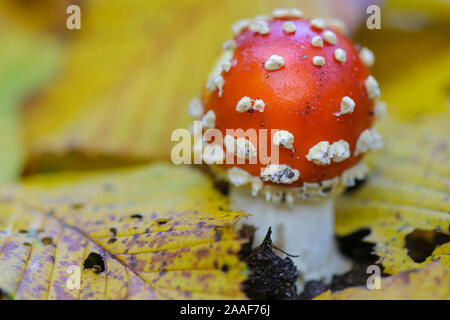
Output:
315 260 450 300
336 115 450 274
0 0 73 33
354 27 450 121
387 0 450 27
379 48 450 121
0 163 248 299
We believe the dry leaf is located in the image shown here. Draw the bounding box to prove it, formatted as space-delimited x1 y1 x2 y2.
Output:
336 115 450 274
0 163 248 299
315 260 450 300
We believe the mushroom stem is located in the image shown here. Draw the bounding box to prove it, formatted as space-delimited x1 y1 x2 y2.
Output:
231 186 352 287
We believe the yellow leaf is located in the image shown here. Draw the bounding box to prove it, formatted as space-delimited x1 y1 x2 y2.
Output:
354 25 450 121
0 0 70 33
387 0 450 26
315 260 450 300
380 48 450 121
336 115 450 275
0 163 248 299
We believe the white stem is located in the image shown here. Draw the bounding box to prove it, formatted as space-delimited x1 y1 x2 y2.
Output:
230 186 352 287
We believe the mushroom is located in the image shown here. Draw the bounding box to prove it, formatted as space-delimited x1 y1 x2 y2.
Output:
188 10 385 285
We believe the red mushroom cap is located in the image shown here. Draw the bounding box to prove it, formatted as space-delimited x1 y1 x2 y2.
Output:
190 10 384 202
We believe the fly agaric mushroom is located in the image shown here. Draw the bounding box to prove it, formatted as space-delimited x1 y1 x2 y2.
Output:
188 9 385 284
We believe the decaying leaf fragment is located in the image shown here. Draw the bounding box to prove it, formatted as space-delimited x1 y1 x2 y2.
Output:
315 260 450 300
0 163 249 299
242 228 298 300
336 115 450 275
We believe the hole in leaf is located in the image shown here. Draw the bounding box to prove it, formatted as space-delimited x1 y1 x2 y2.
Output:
83 252 105 274
404 228 450 263
344 178 367 194
41 237 53 245
221 264 229 273
131 214 143 220
156 218 169 226
337 228 378 264
109 227 117 236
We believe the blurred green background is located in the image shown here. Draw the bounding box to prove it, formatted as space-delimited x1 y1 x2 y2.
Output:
0 0 448 183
